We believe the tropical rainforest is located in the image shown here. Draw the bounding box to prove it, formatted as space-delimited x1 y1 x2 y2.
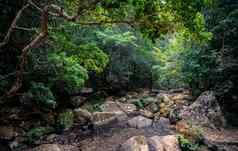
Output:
0 0 237 151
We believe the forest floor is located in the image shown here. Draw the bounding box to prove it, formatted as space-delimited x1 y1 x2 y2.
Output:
0 89 238 151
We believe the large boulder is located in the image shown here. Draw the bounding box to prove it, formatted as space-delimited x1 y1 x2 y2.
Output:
73 108 92 124
203 128 238 151
170 91 226 128
119 136 149 151
120 135 181 151
128 116 153 128
92 111 126 127
149 135 181 151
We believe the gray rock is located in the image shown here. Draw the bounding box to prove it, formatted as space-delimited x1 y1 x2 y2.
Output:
119 136 149 151
73 108 92 125
149 135 181 151
170 91 226 128
128 116 152 128
157 117 171 127
92 112 121 127
101 101 136 114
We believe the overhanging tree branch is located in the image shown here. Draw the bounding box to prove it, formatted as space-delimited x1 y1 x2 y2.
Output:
5 1 93 96
4 0 172 96
0 4 30 48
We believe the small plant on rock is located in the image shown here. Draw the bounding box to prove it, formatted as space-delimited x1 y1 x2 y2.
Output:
177 134 199 151
56 110 74 133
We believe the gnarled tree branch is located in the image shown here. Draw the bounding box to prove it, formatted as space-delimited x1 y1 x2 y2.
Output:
7 5 49 96
0 4 30 48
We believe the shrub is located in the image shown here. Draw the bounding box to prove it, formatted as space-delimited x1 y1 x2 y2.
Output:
56 110 74 132
28 82 56 111
177 134 200 151
48 52 89 91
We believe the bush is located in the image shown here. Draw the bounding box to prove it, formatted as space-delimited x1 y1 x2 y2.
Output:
27 82 56 111
56 110 74 132
177 134 200 151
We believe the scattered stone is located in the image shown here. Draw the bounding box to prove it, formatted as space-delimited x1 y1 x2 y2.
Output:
128 116 152 128
149 135 181 151
25 144 79 151
119 136 149 151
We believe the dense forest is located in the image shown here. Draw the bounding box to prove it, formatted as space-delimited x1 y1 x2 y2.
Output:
0 0 237 151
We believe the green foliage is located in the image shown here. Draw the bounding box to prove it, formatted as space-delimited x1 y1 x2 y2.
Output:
181 44 217 94
50 24 109 74
26 127 55 143
152 32 188 89
74 43 109 73
1 0 229 121
93 27 158 89
204 0 238 125
28 82 56 110
48 52 88 90
152 25 214 92
133 99 145 109
56 110 74 132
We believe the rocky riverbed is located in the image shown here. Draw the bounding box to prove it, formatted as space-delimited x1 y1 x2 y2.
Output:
0 89 238 151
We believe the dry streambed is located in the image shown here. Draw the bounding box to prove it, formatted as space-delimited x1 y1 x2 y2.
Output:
1 89 238 151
